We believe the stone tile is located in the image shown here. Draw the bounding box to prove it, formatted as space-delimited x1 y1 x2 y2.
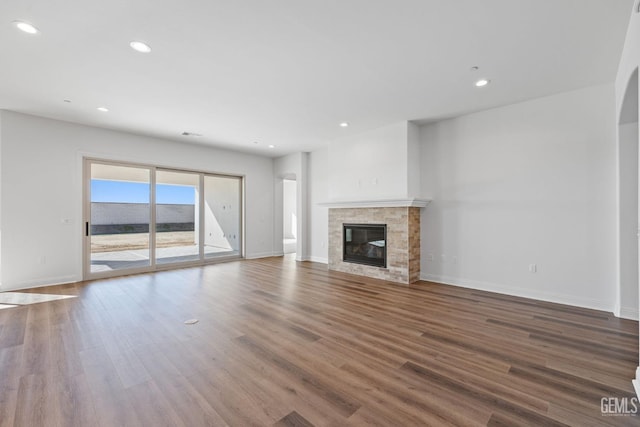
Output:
328 207 421 284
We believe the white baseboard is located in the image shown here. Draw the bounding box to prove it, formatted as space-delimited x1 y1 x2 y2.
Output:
620 306 640 321
420 273 611 313
245 252 281 259
293 255 328 263
245 253 328 264
0 275 80 292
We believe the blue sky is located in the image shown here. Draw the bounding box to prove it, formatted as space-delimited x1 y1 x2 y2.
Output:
91 180 195 204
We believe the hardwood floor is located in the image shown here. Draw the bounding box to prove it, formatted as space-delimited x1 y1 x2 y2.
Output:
0 256 638 426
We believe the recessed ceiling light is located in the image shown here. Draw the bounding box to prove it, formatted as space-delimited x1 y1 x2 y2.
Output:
268 144 275 148
97 107 109 112
475 79 490 87
130 41 152 53
181 131 202 137
13 20 39 34
339 122 349 127
63 99 71 103
470 66 479 71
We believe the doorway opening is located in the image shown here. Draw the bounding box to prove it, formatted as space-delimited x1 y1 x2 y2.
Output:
618 67 639 319
283 179 297 255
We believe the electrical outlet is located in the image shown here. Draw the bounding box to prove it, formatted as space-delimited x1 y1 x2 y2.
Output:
529 264 537 273
427 253 434 261
452 256 458 265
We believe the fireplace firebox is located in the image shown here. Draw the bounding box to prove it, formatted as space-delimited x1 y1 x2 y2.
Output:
343 224 386 268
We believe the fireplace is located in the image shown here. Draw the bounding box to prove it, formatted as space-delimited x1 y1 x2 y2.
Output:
343 224 386 268
327 206 424 284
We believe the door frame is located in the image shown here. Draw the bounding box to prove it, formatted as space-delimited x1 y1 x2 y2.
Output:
83 157 244 280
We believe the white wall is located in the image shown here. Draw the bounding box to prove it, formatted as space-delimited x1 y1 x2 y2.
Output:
283 179 297 240
0 111 275 290
308 147 329 263
616 5 640 113
419 84 617 312
328 121 419 201
619 120 639 320
407 122 421 198
0 113 2 284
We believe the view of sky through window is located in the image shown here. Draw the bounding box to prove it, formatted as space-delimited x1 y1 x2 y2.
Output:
91 180 195 204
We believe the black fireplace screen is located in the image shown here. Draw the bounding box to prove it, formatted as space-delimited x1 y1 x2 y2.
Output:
343 224 386 268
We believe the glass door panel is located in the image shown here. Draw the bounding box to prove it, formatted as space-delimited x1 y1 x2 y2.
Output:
85 159 244 280
204 175 242 259
89 163 151 273
155 170 200 265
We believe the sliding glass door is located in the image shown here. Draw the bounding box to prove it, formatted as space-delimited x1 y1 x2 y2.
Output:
155 170 201 265
204 175 242 259
84 159 243 279
88 162 152 274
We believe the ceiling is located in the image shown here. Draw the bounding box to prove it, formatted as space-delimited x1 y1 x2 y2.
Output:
0 0 634 157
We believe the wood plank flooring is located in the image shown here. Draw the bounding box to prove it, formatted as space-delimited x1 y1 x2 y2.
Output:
0 256 638 426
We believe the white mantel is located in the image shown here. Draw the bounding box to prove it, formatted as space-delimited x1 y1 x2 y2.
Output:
320 198 431 209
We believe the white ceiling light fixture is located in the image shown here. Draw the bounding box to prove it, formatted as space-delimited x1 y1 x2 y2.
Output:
97 107 109 112
339 122 349 127
268 144 275 148
475 79 490 87
12 20 39 34
130 41 152 53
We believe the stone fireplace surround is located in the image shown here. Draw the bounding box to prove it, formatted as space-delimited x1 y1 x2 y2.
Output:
325 199 429 284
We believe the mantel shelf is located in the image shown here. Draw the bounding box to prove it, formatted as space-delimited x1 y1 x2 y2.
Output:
319 198 431 209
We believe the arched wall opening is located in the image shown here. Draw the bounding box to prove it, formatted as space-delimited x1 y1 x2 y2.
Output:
273 152 309 261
